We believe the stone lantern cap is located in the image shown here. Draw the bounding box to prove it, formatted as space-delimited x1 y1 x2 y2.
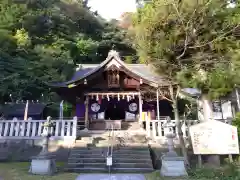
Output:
163 119 176 138
163 118 176 128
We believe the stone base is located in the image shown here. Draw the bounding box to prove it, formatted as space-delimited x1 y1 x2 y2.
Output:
82 128 89 132
105 120 122 130
29 157 56 175
160 153 188 177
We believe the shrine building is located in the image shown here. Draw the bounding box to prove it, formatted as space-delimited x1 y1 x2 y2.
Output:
49 50 174 130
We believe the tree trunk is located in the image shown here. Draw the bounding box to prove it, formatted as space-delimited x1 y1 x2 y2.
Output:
200 94 213 121
169 85 190 167
235 87 240 112
200 93 220 167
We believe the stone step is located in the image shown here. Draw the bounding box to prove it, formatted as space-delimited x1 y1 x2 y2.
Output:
69 154 105 158
112 167 154 173
79 137 93 141
65 167 154 173
112 162 153 169
71 149 106 154
114 149 150 154
72 144 149 152
75 140 149 146
69 153 150 159
68 157 106 163
112 158 152 163
68 157 152 164
114 145 149 150
65 167 108 173
71 147 105 151
67 162 107 169
74 144 114 148
68 162 106 165
67 162 152 169
70 149 150 155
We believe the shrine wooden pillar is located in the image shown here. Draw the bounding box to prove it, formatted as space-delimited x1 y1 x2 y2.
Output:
156 88 160 120
138 92 143 124
84 95 89 130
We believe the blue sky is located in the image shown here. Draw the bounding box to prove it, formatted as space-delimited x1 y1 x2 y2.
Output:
88 0 136 20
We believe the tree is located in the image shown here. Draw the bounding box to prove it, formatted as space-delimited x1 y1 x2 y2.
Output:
0 0 136 102
132 0 240 165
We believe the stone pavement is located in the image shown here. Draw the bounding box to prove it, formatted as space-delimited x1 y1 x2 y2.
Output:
76 174 146 180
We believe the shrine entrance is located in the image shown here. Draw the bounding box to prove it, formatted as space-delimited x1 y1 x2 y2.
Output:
84 92 142 130
105 100 125 120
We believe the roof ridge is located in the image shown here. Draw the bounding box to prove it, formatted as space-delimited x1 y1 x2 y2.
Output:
77 63 148 66
126 63 148 66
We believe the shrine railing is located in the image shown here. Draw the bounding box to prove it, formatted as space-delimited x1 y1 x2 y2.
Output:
145 119 233 139
0 117 78 141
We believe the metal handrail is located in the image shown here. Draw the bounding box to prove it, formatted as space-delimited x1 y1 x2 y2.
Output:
107 124 114 157
111 125 114 157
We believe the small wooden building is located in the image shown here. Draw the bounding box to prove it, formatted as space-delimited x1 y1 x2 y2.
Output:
1 102 47 120
49 50 173 130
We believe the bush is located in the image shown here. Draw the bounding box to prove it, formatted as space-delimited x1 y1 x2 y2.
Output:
232 112 240 137
188 164 240 180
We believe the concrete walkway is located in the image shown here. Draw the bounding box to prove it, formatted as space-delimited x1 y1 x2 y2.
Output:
76 174 146 180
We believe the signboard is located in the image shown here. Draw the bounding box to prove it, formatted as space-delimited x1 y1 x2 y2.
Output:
222 101 233 119
212 101 223 119
106 156 112 166
211 100 233 120
189 120 239 155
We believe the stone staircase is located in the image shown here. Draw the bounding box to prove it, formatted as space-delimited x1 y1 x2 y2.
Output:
65 125 154 173
111 145 153 172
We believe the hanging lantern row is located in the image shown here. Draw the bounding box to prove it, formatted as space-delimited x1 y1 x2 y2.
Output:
88 93 140 102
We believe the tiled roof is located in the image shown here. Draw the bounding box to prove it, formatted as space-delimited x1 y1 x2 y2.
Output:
2 103 46 119
49 50 171 87
78 64 170 86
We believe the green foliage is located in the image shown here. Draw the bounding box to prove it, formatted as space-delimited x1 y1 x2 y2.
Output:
133 0 240 99
13 28 31 47
188 165 240 180
0 0 135 103
145 165 240 179
63 102 73 117
177 64 237 99
232 112 240 136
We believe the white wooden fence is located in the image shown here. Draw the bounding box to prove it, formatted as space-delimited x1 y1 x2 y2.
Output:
146 119 233 140
0 117 78 141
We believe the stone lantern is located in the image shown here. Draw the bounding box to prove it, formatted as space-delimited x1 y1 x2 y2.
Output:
29 116 56 175
160 119 188 177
